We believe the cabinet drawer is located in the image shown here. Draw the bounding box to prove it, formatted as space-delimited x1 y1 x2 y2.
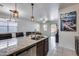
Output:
36 45 43 56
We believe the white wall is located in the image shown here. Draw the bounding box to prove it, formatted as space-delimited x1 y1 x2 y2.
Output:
17 19 38 32
59 4 79 51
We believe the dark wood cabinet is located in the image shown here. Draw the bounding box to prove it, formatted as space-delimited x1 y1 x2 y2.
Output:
43 38 49 56
36 38 49 56
36 40 44 56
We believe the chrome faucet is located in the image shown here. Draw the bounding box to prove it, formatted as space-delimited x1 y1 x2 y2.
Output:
34 29 37 40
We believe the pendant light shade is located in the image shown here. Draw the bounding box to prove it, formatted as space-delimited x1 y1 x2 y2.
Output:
9 3 19 21
31 16 34 21
31 3 34 21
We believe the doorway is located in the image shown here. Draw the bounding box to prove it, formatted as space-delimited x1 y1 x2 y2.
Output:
49 24 59 51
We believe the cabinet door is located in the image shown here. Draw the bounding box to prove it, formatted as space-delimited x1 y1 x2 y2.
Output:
36 41 44 56
43 38 49 56
30 46 36 56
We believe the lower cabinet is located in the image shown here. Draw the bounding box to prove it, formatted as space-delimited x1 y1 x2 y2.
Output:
30 46 36 56
43 38 49 56
36 38 49 56
36 40 44 56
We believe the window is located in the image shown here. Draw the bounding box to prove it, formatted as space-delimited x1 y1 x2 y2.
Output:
0 18 17 33
51 24 57 33
35 23 40 31
43 24 47 31
8 21 17 32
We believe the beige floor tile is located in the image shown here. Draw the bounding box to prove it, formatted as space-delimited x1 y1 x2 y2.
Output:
48 46 77 56
72 51 77 56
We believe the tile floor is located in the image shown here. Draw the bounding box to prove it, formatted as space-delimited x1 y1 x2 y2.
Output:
47 45 77 56
47 36 77 56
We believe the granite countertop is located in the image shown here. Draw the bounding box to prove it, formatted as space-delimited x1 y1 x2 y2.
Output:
75 36 79 38
0 36 48 56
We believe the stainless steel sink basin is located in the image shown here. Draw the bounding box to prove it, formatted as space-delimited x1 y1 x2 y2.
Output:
31 36 44 40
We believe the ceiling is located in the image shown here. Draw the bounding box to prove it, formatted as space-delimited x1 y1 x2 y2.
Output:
59 3 77 9
0 3 77 23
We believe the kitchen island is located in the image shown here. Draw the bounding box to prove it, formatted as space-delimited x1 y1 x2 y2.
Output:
0 35 49 56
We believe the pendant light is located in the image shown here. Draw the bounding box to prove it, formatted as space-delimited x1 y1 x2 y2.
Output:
9 3 19 20
31 3 34 21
